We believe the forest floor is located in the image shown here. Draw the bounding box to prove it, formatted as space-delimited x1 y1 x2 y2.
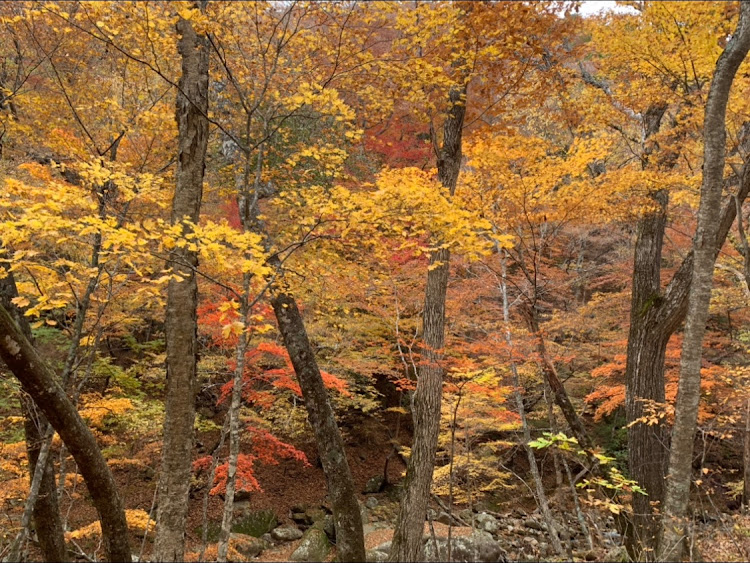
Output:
12 406 750 562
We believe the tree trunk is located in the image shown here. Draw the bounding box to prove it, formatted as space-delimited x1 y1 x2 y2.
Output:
744 397 750 511
500 256 564 557
624 188 670 560
270 290 366 562
528 307 594 454
0 263 67 562
624 107 750 558
659 7 750 559
389 84 466 562
217 275 251 563
154 10 209 562
0 304 131 562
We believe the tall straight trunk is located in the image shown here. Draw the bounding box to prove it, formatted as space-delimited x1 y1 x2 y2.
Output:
270 289 365 562
624 188 670 560
217 138 263 563
0 304 131 562
389 84 466 562
0 263 67 561
216 279 250 563
659 6 750 559
154 10 209 562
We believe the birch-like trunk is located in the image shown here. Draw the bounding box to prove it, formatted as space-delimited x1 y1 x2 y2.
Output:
500 255 564 556
217 275 251 562
659 6 750 559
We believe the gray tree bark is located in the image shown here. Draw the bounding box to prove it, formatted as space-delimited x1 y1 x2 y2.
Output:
0 262 67 562
659 5 750 559
0 304 131 562
154 10 209 561
271 289 366 562
389 83 466 562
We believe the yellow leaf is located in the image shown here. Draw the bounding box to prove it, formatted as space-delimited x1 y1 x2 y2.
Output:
11 296 30 308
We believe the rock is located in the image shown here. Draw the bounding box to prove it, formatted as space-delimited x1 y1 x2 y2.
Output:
522 536 539 549
458 509 473 522
234 489 253 502
261 532 273 544
603 530 622 544
363 474 386 494
271 525 303 542
423 530 508 562
305 507 327 524
229 533 267 558
573 550 600 561
604 546 628 562
291 512 309 525
233 499 252 514
374 540 392 554
436 511 453 525
476 512 499 534
365 496 379 510
523 518 545 531
366 549 389 562
232 509 278 537
322 514 335 540
559 528 571 541
290 526 331 562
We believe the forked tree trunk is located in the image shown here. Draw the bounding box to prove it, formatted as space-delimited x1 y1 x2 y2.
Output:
0 264 67 562
659 6 750 559
0 304 131 562
623 100 750 558
271 290 365 562
154 9 209 561
389 83 466 562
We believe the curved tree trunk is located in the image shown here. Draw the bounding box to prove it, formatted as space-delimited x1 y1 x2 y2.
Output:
389 84 466 562
0 304 131 562
0 263 67 562
659 6 750 559
271 290 366 562
154 9 209 561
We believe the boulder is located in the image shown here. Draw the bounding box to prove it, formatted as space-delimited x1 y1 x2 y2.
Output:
366 549 389 562
229 533 267 559
365 496 379 510
290 526 331 562
322 514 336 540
523 518 545 531
423 530 508 562
436 511 454 526
231 509 278 537
476 512 499 535
305 507 327 524
271 525 303 542
363 474 386 494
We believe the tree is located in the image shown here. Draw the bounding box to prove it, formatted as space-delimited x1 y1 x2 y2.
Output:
659 4 750 559
0 266 66 562
0 304 131 562
154 6 210 561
